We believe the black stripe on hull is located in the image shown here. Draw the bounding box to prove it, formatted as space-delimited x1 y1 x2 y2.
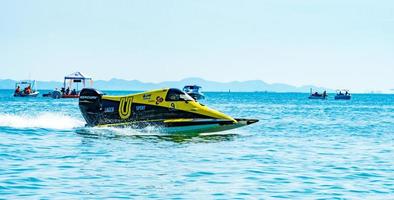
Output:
80 97 215 127
96 119 235 128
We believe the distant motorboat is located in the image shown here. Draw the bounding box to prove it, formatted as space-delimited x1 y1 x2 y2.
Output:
51 72 93 99
183 85 205 100
335 90 351 100
308 89 327 100
13 80 39 97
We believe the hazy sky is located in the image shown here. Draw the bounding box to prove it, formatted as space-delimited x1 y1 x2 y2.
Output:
1 0 393 92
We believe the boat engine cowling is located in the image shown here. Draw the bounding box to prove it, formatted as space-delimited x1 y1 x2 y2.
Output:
51 90 62 99
79 88 104 126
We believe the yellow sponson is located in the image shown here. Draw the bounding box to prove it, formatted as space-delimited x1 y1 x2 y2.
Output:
102 88 237 122
163 118 194 123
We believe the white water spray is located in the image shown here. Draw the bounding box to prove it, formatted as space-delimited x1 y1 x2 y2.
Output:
0 112 85 130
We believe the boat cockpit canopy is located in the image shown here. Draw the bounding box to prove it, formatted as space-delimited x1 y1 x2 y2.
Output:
166 88 195 101
184 85 201 90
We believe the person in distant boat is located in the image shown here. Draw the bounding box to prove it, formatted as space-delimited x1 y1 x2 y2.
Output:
323 91 327 97
66 87 70 95
71 89 77 95
345 91 348 95
60 87 65 95
24 86 31 94
15 86 20 94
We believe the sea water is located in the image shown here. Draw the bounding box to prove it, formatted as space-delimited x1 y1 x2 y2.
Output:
0 89 393 199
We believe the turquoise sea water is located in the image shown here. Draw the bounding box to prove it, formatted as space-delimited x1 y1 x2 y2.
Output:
0 89 393 199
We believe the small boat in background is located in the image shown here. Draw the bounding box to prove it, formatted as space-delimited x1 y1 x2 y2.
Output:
51 72 93 99
13 80 39 97
183 85 205 100
335 90 351 100
308 88 327 100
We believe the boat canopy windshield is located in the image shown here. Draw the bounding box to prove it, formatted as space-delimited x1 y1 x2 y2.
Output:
166 88 195 101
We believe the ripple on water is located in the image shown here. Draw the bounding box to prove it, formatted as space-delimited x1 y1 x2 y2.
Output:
0 92 394 199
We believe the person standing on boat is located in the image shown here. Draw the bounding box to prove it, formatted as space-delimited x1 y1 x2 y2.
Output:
66 87 70 95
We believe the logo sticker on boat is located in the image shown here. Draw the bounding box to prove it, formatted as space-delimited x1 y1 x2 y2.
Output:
156 96 163 105
104 107 114 113
143 94 151 100
170 103 176 111
136 105 146 111
80 96 98 100
119 97 133 119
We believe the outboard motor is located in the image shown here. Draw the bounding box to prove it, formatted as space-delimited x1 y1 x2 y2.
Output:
51 90 62 99
79 88 104 126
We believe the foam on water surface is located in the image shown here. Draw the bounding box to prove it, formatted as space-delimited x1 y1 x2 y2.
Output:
77 126 166 137
0 112 85 130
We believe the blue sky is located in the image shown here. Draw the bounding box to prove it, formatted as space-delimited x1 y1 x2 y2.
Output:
1 0 393 92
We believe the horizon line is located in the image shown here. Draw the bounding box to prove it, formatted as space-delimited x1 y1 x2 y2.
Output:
0 77 393 94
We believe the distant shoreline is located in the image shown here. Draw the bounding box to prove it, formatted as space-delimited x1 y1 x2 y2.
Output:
0 78 391 94
0 78 334 93
0 89 390 95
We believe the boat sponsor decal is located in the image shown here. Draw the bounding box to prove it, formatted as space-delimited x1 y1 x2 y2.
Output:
136 105 146 111
143 94 151 100
119 97 133 119
156 96 163 105
104 107 114 113
80 96 98 100
170 103 176 111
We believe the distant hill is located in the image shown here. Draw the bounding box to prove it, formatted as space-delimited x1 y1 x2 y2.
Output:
0 77 333 93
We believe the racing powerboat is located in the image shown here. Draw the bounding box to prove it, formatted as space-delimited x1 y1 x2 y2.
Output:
183 85 205 100
79 88 258 133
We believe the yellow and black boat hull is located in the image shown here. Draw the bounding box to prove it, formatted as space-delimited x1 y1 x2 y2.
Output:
78 88 258 133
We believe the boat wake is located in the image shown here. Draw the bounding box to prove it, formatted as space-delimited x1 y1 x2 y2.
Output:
75 126 238 143
76 126 171 137
0 111 239 141
0 112 85 130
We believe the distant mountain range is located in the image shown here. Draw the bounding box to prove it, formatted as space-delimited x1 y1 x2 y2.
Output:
0 77 333 93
